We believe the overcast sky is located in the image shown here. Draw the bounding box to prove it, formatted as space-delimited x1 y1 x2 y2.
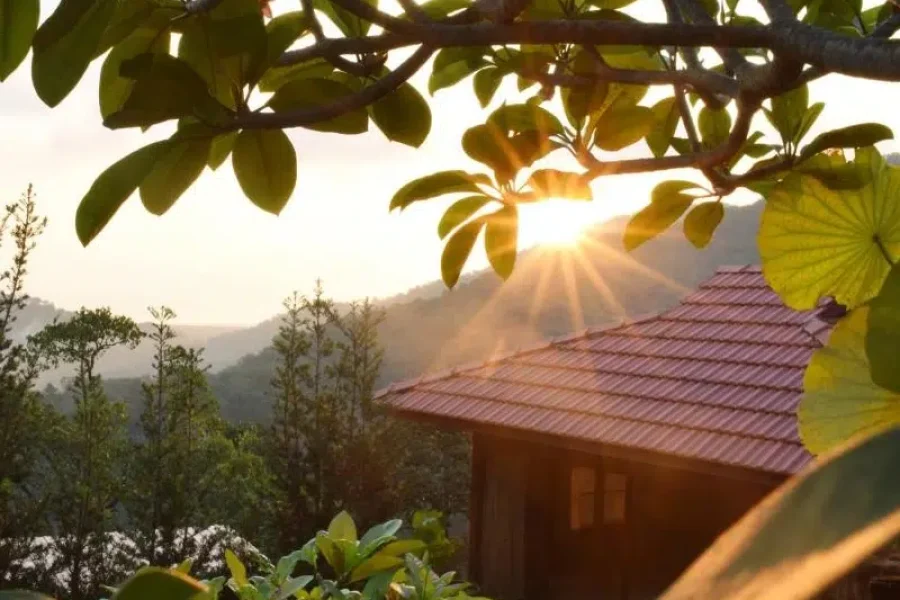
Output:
1 0 897 324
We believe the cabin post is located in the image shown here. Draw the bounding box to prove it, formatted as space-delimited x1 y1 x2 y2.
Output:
469 432 486 585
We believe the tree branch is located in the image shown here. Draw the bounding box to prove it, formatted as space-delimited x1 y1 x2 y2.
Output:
522 63 738 97
237 45 434 129
328 0 421 33
673 0 749 73
395 0 432 23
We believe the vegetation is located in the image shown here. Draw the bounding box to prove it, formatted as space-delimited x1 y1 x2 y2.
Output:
4 0 900 596
0 190 470 599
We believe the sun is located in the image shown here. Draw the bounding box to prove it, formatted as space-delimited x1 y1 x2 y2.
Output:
518 199 596 248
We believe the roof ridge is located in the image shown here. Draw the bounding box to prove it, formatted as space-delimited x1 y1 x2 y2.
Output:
375 313 665 400
403 386 801 446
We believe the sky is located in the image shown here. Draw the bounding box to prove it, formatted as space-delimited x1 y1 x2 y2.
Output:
1 0 898 325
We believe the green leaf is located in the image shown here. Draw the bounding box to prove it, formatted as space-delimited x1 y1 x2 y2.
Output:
208 131 239 170
799 123 894 161
175 559 193 574
438 196 491 240
759 148 900 310
328 511 358 542
561 82 609 128
76 140 171 246
276 576 313 600
0 0 39 81
99 27 170 119
269 77 367 134
794 101 825 145
429 47 487 95
584 0 637 8
867 263 900 393
646 97 679 158
485 205 518 280
795 163 868 190
0 592 56 600
376 539 427 557
225 550 248 588
391 171 490 211
113 567 208 600
371 82 431 147
768 84 809 142
661 425 900 600
95 0 171 57
624 182 700 251
473 67 503 109
313 0 376 37
698 106 732 146
461 125 556 184
32 0 116 107
442 217 485 288
527 169 592 200
349 555 404 583
232 129 297 214
104 53 230 129
263 11 309 72
683 202 724 248
652 180 705 203
140 135 212 215
316 532 343 573
487 103 564 137
593 105 655 151
359 519 403 554
259 58 334 93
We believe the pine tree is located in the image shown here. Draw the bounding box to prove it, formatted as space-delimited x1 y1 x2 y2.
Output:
29 308 143 600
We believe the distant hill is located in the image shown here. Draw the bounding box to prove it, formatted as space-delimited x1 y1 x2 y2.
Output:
46 200 763 424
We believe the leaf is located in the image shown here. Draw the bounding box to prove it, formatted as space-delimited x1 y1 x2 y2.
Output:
0 0 39 81
276 576 313 600
652 180 705 202
593 105 655 151
759 148 900 310
442 218 486 288
263 11 309 72
794 101 825 145
95 0 170 57
561 82 609 128
0 592 56 600
429 47 487 95
661 425 900 600
31 0 116 107
359 519 403 554
485 205 518 280
796 164 868 190
140 135 212 215
103 53 230 129
867 263 900 393
799 123 894 161
473 67 503 109
232 129 297 214
646 97 679 158
99 27 170 119
175 559 193 574
269 77 367 134
683 202 724 248
259 58 333 93
371 82 431 147
438 196 491 240
113 567 208 600
624 183 698 251
527 170 592 200
584 0 637 8
350 555 404 583
225 550 248 588
376 539 427 557
208 131 239 170
415 0 470 18
487 103 564 137
698 106 732 146
76 141 171 246
768 84 809 142
328 511 358 542
390 171 490 211
316 532 343 573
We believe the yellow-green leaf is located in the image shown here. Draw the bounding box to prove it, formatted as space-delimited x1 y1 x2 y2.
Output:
646 97 678 158
376 539 427 557
438 196 491 239
113 567 207 600
768 84 808 142
208 131 239 170
527 169 592 200
371 81 431 148
350 555 404 583
269 78 367 134
624 194 694 251
316 532 343 573
391 171 490 211
224 550 248 588
683 202 724 249
232 129 297 215
867 262 900 393
328 511 358 542
99 27 170 119
799 123 894 162
698 106 732 146
0 0 39 81
593 106 654 151
139 135 212 215
662 426 900 600
485 205 518 279
442 217 485 288
759 148 900 310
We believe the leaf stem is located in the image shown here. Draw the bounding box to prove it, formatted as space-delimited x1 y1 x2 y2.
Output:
875 234 895 266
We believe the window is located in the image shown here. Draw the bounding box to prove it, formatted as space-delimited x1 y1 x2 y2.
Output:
569 466 596 531
603 472 628 524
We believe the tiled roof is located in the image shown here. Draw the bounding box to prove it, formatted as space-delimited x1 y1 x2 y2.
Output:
377 266 827 476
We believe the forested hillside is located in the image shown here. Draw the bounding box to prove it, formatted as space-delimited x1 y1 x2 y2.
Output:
46 201 762 424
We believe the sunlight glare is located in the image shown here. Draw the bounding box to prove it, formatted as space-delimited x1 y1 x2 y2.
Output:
519 199 599 248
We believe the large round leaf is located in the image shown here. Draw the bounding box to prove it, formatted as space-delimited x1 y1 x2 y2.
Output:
759 149 900 310
371 82 431 148
32 0 116 107
232 129 297 215
0 0 39 81
799 307 900 455
866 262 900 393
112 567 207 600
